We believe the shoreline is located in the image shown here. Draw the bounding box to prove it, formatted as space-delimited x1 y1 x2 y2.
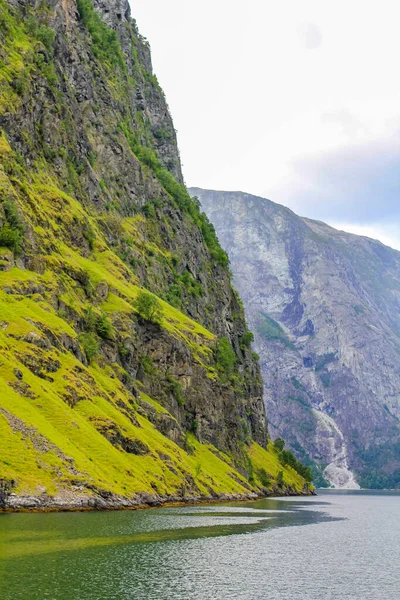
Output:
0 486 315 514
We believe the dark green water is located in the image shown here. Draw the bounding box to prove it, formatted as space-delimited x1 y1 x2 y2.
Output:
1 491 399 599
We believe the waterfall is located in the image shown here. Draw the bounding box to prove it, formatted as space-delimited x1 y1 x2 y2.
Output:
312 409 360 489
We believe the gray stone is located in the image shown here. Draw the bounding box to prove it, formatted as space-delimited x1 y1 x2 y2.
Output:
192 187 400 488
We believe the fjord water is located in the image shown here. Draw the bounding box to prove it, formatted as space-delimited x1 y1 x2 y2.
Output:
1 491 399 600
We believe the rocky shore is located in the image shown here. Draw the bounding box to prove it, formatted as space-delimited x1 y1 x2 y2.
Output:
1 485 314 513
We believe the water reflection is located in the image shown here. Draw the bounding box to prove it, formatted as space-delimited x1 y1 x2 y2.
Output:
0 498 338 559
5 494 398 600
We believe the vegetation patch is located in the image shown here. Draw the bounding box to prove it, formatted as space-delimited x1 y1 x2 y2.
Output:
0 199 24 255
0 0 311 506
256 313 295 349
133 290 163 324
77 0 126 69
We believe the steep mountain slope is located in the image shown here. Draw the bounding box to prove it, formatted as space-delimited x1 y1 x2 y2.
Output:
191 188 400 489
0 1 310 510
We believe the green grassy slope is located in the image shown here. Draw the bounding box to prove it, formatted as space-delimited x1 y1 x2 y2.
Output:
0 0 310 506
0 215 306 501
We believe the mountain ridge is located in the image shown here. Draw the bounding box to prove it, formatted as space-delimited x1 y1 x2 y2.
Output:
191 187 400 489
0 0 310 510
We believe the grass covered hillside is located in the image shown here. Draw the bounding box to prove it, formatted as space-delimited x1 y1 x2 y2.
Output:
0 0 311 509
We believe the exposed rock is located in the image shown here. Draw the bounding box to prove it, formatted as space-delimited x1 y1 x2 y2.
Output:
14 368 23 380
9 380 38 399
193 187 400 488
0 479 16 509
24 331 52 349
0 249 14 271
0 0 308 508
122 437 150 455
1 484 315 512
96 280 109 301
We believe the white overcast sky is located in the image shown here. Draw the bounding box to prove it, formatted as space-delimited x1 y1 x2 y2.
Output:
131 0 400 250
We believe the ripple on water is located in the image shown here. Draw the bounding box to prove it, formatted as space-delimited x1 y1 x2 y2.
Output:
0 491 399 600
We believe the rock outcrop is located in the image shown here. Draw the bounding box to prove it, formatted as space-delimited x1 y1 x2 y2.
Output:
0 1 310 508
192 188 400 489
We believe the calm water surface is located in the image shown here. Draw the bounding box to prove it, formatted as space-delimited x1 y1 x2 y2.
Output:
0 490 399 599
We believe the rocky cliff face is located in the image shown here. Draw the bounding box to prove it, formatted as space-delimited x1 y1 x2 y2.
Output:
191 188 400 489
0 0 310 509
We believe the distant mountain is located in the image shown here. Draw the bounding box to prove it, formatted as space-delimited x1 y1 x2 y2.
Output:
191 188 400 489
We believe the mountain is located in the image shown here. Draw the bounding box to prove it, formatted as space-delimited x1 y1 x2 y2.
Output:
0 1 310 510
191 188 400 489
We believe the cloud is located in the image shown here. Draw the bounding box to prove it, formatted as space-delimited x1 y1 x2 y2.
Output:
320 109 370 139
132 0 400 249
330 222 400 252
297 22 323 49
280 134 400 225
